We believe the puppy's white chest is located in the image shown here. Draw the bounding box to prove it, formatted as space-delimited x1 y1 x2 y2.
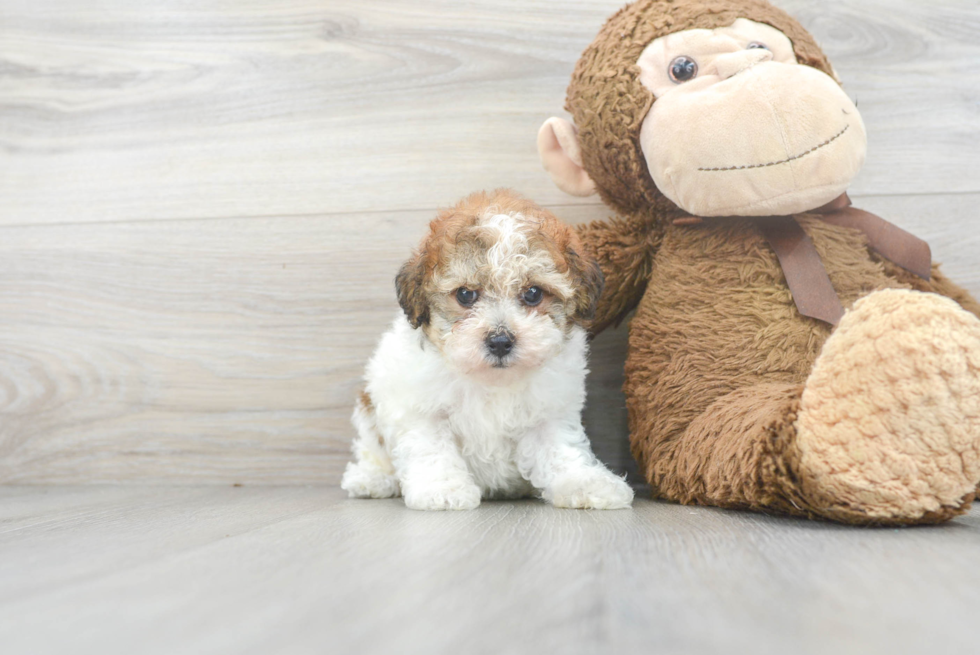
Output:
449 390 536 457
447 390 537 493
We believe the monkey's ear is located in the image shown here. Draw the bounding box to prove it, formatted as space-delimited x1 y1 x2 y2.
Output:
395 251 430 328
537 117 597 197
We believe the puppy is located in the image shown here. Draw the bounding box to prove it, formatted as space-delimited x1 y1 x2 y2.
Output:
341 189 633 511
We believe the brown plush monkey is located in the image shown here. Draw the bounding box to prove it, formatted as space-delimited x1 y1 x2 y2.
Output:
538 0 980 525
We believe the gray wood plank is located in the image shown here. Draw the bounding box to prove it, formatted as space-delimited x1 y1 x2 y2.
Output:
0 0 977 226
0 201 640 483
1 194 977 484
0 486 977 655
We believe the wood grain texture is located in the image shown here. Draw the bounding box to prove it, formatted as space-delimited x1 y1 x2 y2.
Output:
0 0 979 484
0 195 977 484
0 203 641 483
0 0 977 226
0 486 978 655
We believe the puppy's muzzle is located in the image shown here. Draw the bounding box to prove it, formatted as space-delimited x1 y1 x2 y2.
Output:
485 329 515 360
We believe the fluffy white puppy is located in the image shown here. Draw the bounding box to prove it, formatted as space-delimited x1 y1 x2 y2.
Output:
341 190 633 511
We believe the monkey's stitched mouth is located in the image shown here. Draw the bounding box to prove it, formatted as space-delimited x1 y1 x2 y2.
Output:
698 125 850 172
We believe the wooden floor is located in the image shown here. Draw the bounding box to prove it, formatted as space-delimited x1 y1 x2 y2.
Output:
0 486 977 655
2 1 980 652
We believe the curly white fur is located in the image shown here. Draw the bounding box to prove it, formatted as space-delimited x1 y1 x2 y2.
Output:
342 317 633 510
342 208 632 511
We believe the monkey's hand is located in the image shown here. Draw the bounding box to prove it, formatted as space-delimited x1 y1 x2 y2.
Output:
576 212 664 335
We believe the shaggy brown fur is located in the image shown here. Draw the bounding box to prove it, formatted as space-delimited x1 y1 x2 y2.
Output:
566 0 980 523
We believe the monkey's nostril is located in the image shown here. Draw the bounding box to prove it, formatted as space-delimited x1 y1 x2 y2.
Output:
486 332 514 358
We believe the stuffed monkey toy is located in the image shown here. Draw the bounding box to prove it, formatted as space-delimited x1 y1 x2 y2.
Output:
538 0 980 525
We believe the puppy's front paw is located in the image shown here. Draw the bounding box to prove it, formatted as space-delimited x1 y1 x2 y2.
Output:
548 468 633 510
341 462 401 499
403 481 482 511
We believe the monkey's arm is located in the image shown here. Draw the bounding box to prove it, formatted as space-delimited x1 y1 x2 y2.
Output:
576 214 664 335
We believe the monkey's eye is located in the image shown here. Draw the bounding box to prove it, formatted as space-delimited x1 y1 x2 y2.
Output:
747 41 769 50
668 56 698 83
456 287 479 307
521 286 543 306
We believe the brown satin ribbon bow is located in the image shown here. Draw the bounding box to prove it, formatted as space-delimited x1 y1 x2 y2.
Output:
674 194 932 326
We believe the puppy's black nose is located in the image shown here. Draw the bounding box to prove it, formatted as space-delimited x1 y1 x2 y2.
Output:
486 331 514 358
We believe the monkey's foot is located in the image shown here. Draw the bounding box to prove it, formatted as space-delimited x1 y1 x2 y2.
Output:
795 289 980 524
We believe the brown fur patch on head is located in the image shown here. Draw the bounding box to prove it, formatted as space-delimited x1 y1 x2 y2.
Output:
396 189 604 341
443 189 599 327
566 0 835 217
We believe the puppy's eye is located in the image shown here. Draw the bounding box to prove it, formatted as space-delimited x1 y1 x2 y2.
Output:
455 287 479 307
747 41 769 50
668 56 698 83
521 286 543 306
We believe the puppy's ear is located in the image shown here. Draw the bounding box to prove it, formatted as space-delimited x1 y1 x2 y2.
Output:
395 250 430 328
566 246 604 324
